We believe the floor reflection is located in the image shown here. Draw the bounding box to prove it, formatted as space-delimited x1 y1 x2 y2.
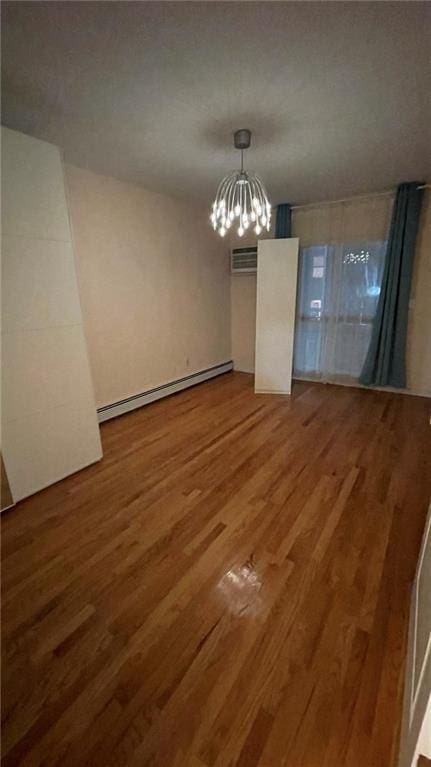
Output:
216 555 263 616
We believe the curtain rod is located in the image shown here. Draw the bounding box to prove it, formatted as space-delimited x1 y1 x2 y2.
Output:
290 183 430 211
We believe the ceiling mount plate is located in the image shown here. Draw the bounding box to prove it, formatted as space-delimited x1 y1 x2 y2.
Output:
234 129 251 150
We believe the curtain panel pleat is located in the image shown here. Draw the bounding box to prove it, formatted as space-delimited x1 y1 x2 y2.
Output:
275 203 292 238
359 182 424 388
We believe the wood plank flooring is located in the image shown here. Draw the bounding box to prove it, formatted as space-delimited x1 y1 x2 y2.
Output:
2 372 430 767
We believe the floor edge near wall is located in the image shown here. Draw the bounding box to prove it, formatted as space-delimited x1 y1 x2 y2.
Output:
292 376 431 399
97 361 234 423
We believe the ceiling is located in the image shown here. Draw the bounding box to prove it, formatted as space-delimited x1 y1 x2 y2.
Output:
2 1 430 206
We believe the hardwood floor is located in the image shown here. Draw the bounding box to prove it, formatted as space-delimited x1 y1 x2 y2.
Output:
2 372 430 767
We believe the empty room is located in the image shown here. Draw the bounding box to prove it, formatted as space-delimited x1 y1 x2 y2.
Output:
1 2 431 766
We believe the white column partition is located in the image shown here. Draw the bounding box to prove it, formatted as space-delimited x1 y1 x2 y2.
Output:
1 127 102 502
254 238 299 395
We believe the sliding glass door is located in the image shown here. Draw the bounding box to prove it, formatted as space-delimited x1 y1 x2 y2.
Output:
293 240 387 383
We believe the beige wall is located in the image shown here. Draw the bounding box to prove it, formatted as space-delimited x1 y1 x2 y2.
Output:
230 192 431 395
408 190 431 395
65 166 231 408
231 275 256 374
292 194 393 246
1 128 102 502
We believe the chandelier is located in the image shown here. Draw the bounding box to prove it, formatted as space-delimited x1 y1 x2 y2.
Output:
210 129 271 238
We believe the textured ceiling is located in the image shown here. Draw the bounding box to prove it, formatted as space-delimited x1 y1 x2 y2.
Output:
2 1 430 206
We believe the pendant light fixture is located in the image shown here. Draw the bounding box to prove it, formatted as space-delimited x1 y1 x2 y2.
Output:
210 129 271 238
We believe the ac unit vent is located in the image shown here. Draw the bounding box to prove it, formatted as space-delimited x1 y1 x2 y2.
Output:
231 246 258 273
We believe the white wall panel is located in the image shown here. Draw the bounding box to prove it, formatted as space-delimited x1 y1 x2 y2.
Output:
2 404 102 502
398 504 431 767
2 326 96 421
1 127 102 502
255 238 299 395
2 237 82 332
2 128 71 241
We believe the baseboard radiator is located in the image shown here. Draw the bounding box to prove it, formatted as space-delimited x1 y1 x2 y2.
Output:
97 361 233 423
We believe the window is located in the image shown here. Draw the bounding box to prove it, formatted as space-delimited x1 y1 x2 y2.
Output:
293 240 387 382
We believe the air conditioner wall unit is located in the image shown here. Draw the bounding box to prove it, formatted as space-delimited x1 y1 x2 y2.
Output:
231 246 258 274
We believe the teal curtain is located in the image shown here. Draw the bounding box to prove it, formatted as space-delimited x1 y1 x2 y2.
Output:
360 182 424 388
275 203 291 238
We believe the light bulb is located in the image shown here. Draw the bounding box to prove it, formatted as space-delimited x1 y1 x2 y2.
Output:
210 163 271 239
255 224 262 235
